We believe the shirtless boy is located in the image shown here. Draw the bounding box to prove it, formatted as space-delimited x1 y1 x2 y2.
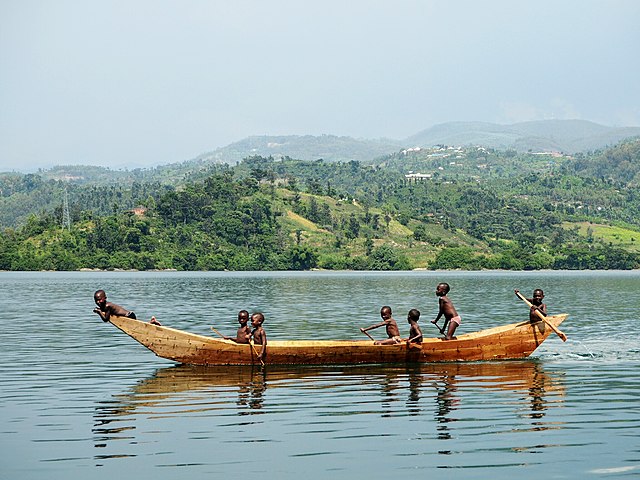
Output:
406 308 423 344
93 290 136 322
431 283 461 340
361 306 402 345
251 312 267 362
224 310 252 344
515 289 547 322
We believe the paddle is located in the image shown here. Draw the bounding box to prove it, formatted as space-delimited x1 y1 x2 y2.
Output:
250 340 266 367
210 326 226 338
515 290 567 342
212 326 265 365
431 319 448 336
359 327 375 340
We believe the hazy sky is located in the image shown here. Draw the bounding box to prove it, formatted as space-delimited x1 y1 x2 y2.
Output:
1 0 639 171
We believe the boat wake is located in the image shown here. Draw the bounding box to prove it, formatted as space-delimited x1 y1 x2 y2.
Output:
536 337 640 363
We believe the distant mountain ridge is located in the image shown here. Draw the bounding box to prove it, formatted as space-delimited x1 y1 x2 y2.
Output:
405 120 640 153
197 120 640 165
196 134 402 165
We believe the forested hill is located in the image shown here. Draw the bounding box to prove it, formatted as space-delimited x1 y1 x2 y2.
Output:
1 138 640 271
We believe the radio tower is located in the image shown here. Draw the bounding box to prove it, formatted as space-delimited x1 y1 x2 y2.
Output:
62 188 71 231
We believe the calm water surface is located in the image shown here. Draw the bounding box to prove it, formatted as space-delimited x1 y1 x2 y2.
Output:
1 271 639 479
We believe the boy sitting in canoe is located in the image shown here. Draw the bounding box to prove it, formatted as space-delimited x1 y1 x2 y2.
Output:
223 310 252 344
406 308 423 345
93 290 137 322
515 288 547 322
251 312 267 362
361 306 402 344
431 282 461 340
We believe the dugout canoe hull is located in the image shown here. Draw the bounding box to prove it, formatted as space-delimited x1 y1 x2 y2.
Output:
107 314 568 366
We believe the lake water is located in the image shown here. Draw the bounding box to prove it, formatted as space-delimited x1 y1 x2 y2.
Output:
1 270 639 479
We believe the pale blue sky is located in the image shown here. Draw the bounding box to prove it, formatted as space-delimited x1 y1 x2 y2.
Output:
1 0 639 171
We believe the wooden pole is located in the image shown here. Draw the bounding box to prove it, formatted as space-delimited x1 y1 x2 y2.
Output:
360 328 375 340
250 340 265 367
210 326 225 338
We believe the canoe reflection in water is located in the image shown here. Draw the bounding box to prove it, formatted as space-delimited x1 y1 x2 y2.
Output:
93 361 565 458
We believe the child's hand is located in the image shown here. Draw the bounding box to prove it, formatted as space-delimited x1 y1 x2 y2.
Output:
430 319 438 325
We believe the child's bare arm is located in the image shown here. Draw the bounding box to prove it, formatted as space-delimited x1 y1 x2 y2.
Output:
361 321 386 332
405 325 423 343
93 307 107 321
432 298 446 324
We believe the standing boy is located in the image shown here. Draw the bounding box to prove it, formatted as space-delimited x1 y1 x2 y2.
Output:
224 310 252 344
251 312 267 362
431 283 461 340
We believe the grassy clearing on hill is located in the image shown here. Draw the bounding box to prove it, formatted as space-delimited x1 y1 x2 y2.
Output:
565 222 640 252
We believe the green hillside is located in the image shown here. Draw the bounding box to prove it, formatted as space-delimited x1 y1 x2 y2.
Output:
2 138 640 271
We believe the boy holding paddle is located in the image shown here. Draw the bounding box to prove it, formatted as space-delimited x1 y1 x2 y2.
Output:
515 289 547 322
222 309 252 344
361 306 402 344
251 312 267 363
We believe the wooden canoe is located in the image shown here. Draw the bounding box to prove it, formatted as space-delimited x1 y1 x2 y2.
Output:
108 313 568 366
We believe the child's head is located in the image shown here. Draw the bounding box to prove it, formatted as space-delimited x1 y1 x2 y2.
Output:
436 282 450 296
94 289 107 305
251 312 265 327
380 306 392 319
532 289 544 304
238 310 249 324
408 308 420 323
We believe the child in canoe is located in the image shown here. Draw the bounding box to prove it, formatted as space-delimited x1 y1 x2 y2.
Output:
406 308 423 345
251 312 267 362
515 288 547 322
93 289 137 322
361 306 402 344
431 282 461 340
223 310 252 344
